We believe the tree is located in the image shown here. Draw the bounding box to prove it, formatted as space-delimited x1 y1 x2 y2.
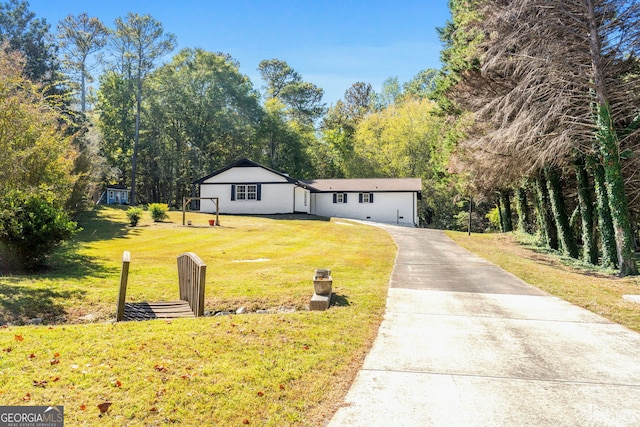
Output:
111 13 176 205
0 46 75 196
404 69 438 99
376 76 402 108
344 82 375 122
0 0 57 82
96 71 136 186
57 13 109 113
351 97 461 227
143 48 263 203
439 0 640 275
0 47 78 269
258 59 326 125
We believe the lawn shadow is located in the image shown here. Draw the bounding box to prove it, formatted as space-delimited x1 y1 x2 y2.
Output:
332 293 351 307
74 206 131 244
0 280 86 325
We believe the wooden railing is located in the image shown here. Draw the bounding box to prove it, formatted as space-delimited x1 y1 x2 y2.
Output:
177 252 207 317
116 251 207 321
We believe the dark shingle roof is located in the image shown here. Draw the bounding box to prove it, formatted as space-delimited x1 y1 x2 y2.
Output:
301 178 422 193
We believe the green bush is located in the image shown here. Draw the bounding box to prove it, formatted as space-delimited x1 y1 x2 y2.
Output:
0 191 79 269
148 203 169 222
486 207 502 231
126 207 144 227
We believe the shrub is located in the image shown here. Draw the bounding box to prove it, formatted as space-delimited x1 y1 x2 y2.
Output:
148 203 169 222
126 207 144 227
486 207 502 231
0 191 79 269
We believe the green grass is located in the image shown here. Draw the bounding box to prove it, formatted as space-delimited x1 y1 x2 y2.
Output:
446 231 640 332
0 207 396 425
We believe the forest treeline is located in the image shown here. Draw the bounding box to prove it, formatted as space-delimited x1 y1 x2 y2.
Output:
2 0 640 276
437 0 640 275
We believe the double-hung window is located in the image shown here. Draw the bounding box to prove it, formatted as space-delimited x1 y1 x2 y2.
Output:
232 184 260 201
333 193 348 203
359 192 374 203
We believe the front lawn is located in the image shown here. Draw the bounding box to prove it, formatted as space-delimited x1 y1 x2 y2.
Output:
0 207 396 425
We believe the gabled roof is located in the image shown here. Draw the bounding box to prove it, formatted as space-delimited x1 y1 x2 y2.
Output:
192 159 299 184
301 178 422 193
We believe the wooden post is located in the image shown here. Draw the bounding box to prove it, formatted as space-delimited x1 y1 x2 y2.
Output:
116 251 130 321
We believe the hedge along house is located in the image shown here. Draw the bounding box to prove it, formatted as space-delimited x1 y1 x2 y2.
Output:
193 159 422 226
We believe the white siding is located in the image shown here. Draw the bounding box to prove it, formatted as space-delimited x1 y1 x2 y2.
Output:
198 166 296 214
311 192 418 226
202 167 289 184
294 186 310 213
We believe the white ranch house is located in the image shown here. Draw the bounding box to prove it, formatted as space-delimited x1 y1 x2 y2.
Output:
193 159 422 226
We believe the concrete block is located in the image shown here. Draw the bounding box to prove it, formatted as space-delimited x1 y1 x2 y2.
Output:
310 293 332 311
313 277 333 296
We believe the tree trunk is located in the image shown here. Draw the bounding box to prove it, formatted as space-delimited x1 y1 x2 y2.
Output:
585 0 637 275
533 180 548 245
496 196 505 233
591 160 618 268
130 68 142 206
534 174 558 250
515 187 530 234
545 167 578 258
499 190 513 232
596 105 637 275
574 157 598 265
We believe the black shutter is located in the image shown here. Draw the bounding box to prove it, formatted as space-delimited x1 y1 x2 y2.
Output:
343 193 347 203
256 184 262 201
370 193 374 203
359 193 363 203
231 184 236 201
333 193 337 203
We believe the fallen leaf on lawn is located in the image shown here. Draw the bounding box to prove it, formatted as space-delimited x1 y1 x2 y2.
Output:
3 347 11 353
114 380 122 387
50 376 60 382
149 407 158 412
180 374 191 380
257 391 264 397
28 353 36 359
154 365 168 372
165 320 172 324
21 393 31 401
50 358 60 365
242 419 250 425
32 380 47 387
303 345 309 350
14 334 23 342
53 352 60 357
97 402 112 413
80 404 87 411
279 384 285 390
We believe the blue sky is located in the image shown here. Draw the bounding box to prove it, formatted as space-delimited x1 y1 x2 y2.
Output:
29 0 451 105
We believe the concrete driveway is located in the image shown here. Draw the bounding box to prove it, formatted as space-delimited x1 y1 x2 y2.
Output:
328 226 640 426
